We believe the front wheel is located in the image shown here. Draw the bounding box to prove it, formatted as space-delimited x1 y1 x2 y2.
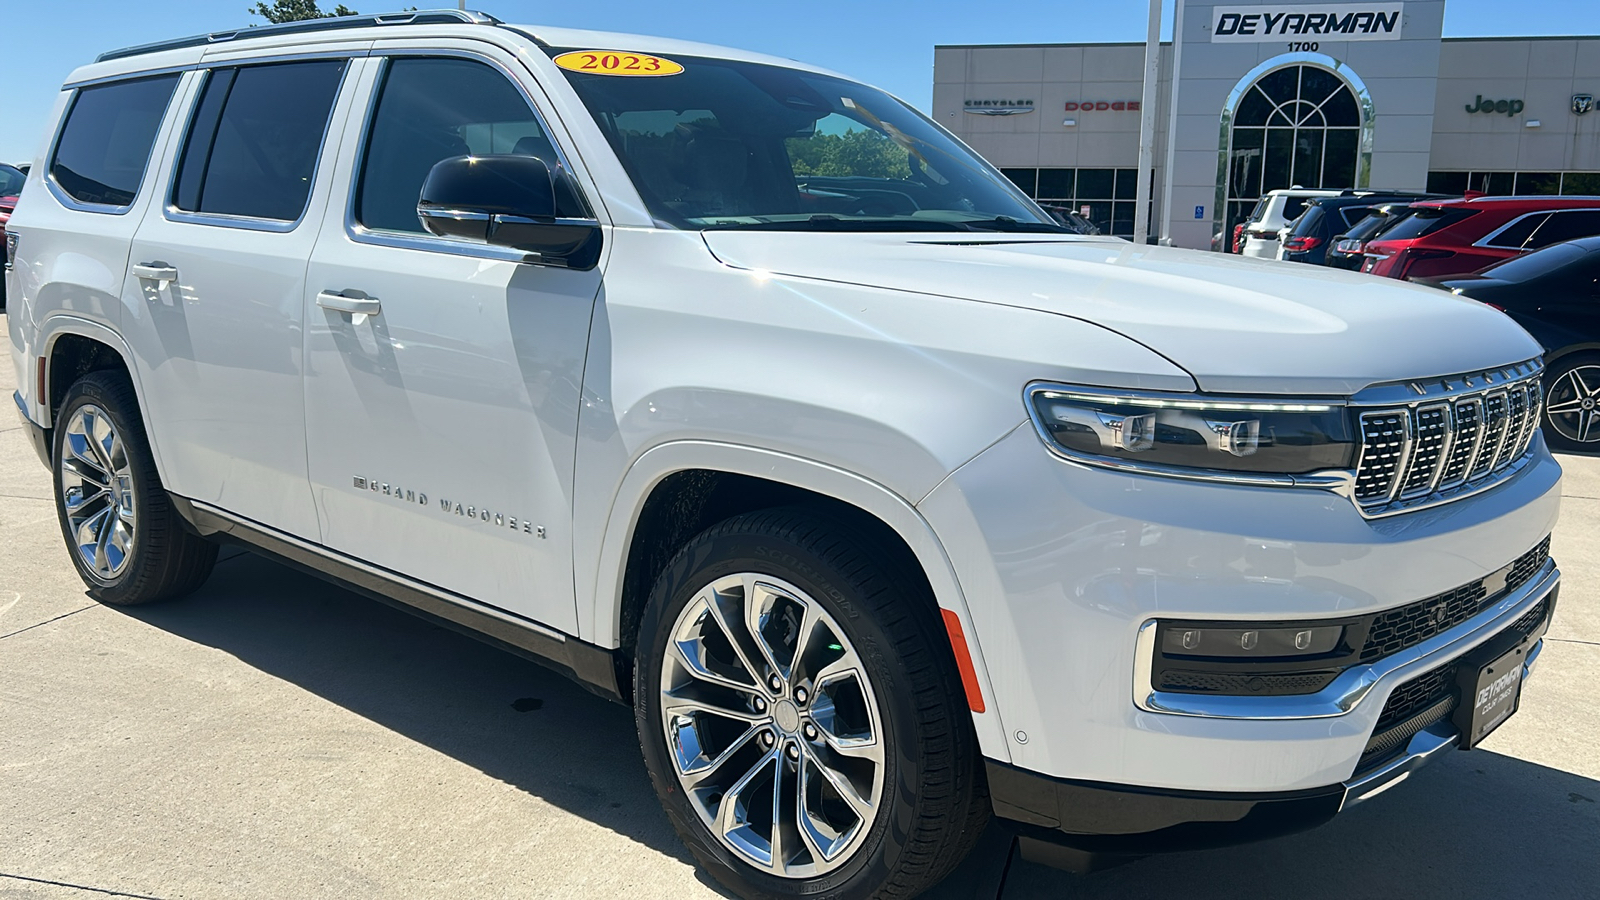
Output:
1542 352 1600 452
635 509 988 899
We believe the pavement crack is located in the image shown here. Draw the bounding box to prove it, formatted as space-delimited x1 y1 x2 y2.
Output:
1546 637 1600 648
0 872 170 899
0 605 97 640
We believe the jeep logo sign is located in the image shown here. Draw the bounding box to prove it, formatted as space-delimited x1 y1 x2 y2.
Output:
1210 3 1404 42
1466 95 1525 117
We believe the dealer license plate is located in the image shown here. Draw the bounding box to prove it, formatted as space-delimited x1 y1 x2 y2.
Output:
1463 644 1526 748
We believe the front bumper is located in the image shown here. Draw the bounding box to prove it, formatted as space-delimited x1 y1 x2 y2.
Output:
918 423 1563 791
990 594 1554 870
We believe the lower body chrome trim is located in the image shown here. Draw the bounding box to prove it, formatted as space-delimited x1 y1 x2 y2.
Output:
1340 634 1546 811
1134 560 1560 719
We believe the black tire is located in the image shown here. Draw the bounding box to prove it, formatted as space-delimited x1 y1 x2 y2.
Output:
1541 352 1600 453
52 370 218 605
635 508 988 900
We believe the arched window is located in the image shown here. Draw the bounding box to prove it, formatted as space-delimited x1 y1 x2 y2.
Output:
1222 63 1365 237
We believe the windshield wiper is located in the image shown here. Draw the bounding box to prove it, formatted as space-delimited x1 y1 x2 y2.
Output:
954 216 1074 234
702 215 968 232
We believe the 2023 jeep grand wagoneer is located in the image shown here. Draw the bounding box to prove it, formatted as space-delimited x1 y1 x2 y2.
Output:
5 11 1561 898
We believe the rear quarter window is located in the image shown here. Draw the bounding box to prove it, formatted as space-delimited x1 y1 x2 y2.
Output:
50 74 181 208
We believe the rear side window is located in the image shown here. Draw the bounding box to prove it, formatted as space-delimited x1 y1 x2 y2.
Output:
173 60 347 221
1344 210 1396 242
1527 210 1600 249
50 74 180 208
1339 206 1374 229
1376 208 1477 243
1483 213 1549 250
356 57 587 234
1281 197 1310 221
1289 205 1325 237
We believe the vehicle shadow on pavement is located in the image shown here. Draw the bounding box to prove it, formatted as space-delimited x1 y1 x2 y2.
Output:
119 549 731 890
118 550 1600 900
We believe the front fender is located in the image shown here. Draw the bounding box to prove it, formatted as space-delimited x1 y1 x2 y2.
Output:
584 438 1012 763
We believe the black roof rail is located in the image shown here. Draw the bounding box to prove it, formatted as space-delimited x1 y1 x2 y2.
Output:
95 9 501 63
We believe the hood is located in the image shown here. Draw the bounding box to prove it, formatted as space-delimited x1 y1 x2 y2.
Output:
700 233 1544 395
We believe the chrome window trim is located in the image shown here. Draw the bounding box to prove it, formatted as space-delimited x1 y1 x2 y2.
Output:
1473 210 1551 250
1132 559 1559 720
43 73 187 217
161 57 357 233
65 63 200 90
342 49 599 266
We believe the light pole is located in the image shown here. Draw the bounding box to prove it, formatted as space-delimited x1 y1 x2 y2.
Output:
1158 0 1186 246
1132 0 1162 245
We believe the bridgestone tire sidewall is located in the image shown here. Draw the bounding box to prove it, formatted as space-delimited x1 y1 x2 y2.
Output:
636 521 928 900
52 374 164 604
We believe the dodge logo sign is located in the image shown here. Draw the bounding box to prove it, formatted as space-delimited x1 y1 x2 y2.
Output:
1576 94 1595 116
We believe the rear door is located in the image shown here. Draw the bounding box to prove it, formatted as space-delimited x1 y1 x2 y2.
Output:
118 51 365 539
299 46 603 632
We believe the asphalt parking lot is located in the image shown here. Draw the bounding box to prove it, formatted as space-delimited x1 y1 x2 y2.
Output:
2 313 1597 900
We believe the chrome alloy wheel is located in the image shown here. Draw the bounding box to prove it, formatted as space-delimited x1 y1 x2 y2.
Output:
59 404 137 581
659 573 885 879
1546 364 1600 445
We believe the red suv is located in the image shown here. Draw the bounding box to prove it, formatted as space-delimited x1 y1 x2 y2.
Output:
1361 196 1600 280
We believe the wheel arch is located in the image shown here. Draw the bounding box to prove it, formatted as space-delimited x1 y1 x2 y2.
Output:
34 316 170 478
1544 342 1600 369
589 440 1010 762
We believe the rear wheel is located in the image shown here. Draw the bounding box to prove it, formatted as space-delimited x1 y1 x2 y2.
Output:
52 370 218 605
1542 353 1600 451
635 509 988 899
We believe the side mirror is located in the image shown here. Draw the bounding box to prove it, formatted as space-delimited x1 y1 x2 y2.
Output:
417 155 600 269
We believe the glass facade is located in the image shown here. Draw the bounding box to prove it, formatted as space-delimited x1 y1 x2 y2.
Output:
1224 65 1362 238
1000 166 1144 238
1426 171 1600 196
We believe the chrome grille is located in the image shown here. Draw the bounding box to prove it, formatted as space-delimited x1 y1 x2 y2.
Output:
1354 364 1543 517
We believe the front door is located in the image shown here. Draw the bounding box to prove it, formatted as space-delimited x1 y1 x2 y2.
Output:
121 57 360 539
301 51 601 633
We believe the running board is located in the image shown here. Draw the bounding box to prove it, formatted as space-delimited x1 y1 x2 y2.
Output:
168 494 625 703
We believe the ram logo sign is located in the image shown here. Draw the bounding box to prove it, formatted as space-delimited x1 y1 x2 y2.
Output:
1210 4 1405 42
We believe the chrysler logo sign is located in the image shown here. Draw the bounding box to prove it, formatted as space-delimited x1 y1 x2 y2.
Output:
1211 3 1404 42
965 99 1035 116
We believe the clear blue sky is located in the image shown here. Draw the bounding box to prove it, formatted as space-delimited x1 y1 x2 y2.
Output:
2 0 1595 164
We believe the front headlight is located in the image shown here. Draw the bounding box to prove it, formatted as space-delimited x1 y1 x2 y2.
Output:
1027 384 1356 479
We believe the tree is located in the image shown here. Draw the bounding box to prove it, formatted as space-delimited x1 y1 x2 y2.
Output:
249 0 358 23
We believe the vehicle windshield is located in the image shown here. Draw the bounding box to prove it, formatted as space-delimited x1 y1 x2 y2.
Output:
0 164 24 198
551 51 1062 233
1476 241 1592 282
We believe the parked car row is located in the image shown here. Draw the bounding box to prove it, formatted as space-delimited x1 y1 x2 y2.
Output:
1244 188 1600 451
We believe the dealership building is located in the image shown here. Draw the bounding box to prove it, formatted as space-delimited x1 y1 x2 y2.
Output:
933 1 1600 248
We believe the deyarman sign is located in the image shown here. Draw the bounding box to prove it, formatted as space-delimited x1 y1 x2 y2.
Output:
1211 4 1404 42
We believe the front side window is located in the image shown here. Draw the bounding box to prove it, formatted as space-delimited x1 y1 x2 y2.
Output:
173 60 347 221
553 51 1057 233
356 57 588 234
50 74 181 207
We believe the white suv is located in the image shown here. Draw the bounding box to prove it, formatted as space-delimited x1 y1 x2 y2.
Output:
4 12 1564 897
1240 188 1342 259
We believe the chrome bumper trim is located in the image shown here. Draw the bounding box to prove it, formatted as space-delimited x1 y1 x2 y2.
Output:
1339 634 1546 811
1133 560 1559 720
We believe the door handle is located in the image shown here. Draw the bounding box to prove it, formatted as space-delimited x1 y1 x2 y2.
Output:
132 262 179 285
316 291 382 316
